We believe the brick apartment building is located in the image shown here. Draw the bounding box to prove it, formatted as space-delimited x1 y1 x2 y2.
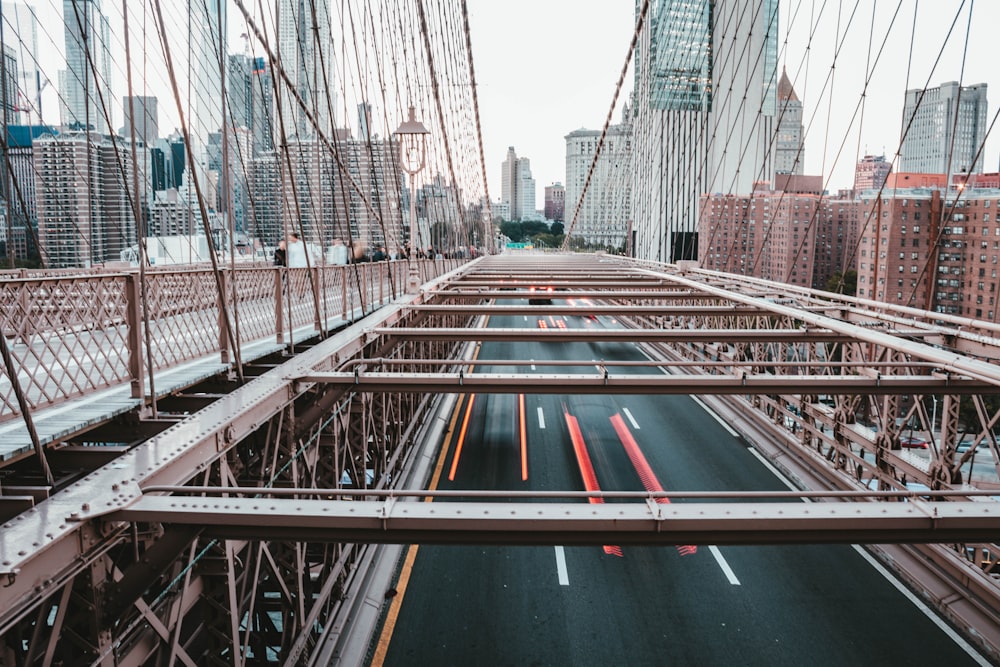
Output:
699 175 861 290
857 180 1000 321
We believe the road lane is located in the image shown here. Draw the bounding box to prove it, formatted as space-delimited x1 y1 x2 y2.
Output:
377 302 986 665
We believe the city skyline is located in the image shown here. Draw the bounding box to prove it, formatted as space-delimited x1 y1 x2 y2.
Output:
9 2 1000 202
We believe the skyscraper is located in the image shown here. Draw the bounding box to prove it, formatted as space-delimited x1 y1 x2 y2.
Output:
500 146 535 221
2 2 41 125
565 123 630 248
34 131 137 267
900 81 987 176
60 0 112 133
358 102 372 142
0 45 16 123
121 96 158 144
191 2 225 144
517 157 536 220
277 0 333 138
854 154 891 192
630 0 779 262
774 66 804 176
500 146 518 220
227 54 274 157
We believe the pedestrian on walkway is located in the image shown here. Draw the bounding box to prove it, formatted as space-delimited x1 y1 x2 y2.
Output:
287 232 307 268
274 240 286 267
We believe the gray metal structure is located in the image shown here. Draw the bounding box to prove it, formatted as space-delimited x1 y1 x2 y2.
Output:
3 253 1000 663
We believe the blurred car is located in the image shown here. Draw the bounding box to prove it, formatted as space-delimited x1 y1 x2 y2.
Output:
899 436 928 449
956 438 989 453
528 285 554 305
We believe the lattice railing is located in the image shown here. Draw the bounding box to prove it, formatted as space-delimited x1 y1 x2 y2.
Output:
0 258 465 423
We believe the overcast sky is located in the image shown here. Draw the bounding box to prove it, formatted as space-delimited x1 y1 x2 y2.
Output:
465 0 636 200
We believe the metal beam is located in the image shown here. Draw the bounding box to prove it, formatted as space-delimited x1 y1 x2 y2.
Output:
297 371 992 395
407 305 776 315
430 290 706 299
372 327 848 343
111 496 1000 546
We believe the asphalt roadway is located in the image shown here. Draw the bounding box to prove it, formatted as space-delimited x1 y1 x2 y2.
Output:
372 301 988 666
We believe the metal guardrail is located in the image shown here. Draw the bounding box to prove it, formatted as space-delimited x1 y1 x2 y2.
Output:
0 258 465 423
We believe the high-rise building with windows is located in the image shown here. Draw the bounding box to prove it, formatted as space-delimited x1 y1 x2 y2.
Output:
358 102 372 142
191 2 225 144
500 146 518 220
280 132 403 251
34 131 138 267
227 55 274 157
121 96 158 144
699 176 863 290
631 0 779 262
854 154 892 192
900 81 987 176
60 0 112 133
500 146 536 221
775 66 804 176
565 123 630 248
277 0 334 138
544 183 565 222
250 151 281 245
0 45 16 129
2 2 40 125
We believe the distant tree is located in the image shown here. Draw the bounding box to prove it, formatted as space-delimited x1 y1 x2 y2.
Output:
825 269 857 296
957 395 1000 436
550 222 564 235
531 233 564 248
500 221 523 242
521 220 549 237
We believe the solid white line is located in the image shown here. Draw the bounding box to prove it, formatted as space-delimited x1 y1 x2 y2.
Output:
537 407 546 429
747 448 802 495
708 545 741 585
691 396 739 438
851 545 990 665
622 407 641 430
749 445 989 662
554 546 570 586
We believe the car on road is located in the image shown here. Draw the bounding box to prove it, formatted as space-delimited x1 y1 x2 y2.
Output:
899 435 928 449
527 285 554 305
956 438 989 453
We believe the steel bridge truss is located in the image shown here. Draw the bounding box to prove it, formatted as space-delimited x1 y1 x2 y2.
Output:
4 255 1000 663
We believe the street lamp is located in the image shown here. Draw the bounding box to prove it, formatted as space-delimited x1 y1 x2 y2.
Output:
395 106 430 293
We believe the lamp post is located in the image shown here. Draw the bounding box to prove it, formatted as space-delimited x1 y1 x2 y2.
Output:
395 106 430 293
